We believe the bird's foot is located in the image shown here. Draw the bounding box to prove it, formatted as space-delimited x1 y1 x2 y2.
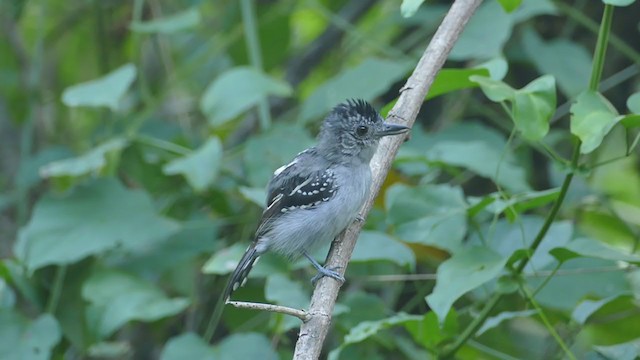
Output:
303 250 345 285
354 214 365 223
311 266 345 286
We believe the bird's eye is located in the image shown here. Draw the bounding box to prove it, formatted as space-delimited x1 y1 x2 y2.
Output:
356 125 369 137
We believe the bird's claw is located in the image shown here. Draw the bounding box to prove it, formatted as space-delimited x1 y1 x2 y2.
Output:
354 214 365 223
311 266 345 286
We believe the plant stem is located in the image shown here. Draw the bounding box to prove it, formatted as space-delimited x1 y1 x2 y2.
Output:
521 285 577 360
440 4 615 358
589 5 614 91
133 134 192 156
240 0 271 130
514 148 578 273
46 266 67 314
440 294 501 358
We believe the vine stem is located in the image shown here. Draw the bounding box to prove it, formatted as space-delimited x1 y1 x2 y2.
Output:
440 4 615 358
46 266 67 314
521 285 577 360
240 0 272 130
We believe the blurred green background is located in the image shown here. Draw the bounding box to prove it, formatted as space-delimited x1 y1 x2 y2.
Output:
1 0 640 359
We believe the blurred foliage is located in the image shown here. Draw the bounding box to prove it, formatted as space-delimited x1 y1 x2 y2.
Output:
1 0 640 359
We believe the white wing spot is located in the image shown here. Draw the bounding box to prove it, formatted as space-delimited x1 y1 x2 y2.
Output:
290 177 312 196
266 193 283 211
274 159 297 176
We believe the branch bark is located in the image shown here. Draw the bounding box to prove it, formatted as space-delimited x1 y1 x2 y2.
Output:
292 1 483 358
227 301 310 322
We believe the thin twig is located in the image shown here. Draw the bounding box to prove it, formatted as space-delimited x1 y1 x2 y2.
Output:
227 301 310 322
520 285 577 360
358 265 636 282
292 1 483 359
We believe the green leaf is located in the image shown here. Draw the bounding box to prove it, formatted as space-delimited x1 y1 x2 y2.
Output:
450 1 513 60
329 312 423 359
14 179 180 272
238 187 267 208
511 0 558 22
472 75 556 141
477 310 537 335
39 138 128 187
512 75 556 141
87 342 131 358
627 92 640 113
497 0 523 12
243 124 313 187
130 8 200 33
351 231 415 268
17 146 74 190
425 140 530 192
200 67 292 126
403 312 458 350
83 269 189 338
466 195 497 218
522 28 591 97
164 333 279 360
495 275 520 294
386 184 467 253
551 237 640 264
475 188 560 220
265 274 308 309
471 217 572 272
163 137 223 192
469 75 514 102
398 121 530 191
213 333 278 360
477 57 509 80
572 295 624 325
265 274 309 331
602 0 636 6
451 0 556 59
621 114 640 128
594 339 640 360
300 58 411 123
0 279 16 309
62 63 136 111
337 293 389 329
201 243 246 275
161 333 216 360
427 68 490 100
528 258 631 310
0 313 61 360
571 90 621 154
400 0 426 17
426 247 508 323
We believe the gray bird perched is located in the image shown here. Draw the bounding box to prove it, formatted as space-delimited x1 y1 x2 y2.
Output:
204 99 409 340
222 99 410 303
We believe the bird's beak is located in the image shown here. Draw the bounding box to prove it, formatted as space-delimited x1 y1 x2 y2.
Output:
377 123 411 137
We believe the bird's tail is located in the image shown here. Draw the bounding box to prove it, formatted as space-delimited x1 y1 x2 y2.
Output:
204 243 261 342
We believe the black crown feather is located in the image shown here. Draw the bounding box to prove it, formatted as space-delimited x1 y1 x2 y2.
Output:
334 99 380 121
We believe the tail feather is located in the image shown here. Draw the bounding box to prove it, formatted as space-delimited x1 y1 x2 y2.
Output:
204 243 261 342
222 244 260 302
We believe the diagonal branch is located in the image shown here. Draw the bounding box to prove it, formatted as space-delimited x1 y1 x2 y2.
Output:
292 0 483 358
227 301 310 322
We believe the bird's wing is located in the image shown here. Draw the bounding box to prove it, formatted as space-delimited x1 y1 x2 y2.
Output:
256 150 339 237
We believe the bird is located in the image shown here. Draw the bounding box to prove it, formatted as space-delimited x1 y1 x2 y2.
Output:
205 99 409 340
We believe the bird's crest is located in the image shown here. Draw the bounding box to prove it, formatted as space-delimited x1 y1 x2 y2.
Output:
333 99 380 122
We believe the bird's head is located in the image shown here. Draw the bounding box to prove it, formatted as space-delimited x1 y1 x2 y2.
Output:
318 99 410 163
